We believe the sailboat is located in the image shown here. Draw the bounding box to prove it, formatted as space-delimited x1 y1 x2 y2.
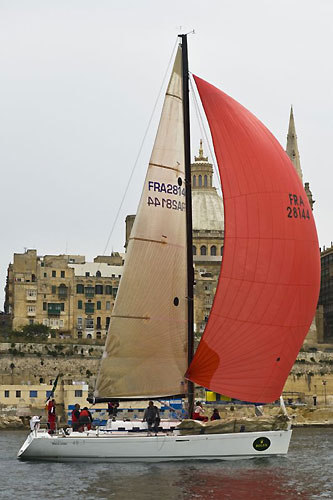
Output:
18 34 320 462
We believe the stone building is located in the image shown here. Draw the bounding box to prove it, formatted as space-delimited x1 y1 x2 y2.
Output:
4 250 123 340
191 141 224 335
319 244 333 343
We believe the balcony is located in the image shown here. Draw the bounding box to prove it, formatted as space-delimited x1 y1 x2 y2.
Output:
58 285 68 299
85 286 95 298
26 294 37 301
27 309 36 317
48 303 62 316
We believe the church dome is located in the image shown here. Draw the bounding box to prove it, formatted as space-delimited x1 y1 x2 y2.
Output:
192 190 224 231
191 140 224 232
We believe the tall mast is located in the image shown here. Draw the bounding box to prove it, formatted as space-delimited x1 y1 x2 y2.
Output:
179 33 194 417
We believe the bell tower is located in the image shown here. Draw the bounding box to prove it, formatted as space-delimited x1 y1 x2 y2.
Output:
286 106 315 210
191 140 214 190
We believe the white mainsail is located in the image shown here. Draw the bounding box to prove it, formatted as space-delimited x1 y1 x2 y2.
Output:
95 47 187 398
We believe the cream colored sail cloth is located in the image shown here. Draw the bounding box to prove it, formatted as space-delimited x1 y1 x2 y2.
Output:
95 48 187 398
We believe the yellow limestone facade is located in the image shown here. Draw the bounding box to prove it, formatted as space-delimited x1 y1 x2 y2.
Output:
4 250 123 340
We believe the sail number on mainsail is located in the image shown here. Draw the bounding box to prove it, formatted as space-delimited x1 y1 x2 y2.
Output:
147 180 186 211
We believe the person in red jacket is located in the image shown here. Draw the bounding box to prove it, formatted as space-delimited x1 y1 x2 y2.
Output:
71 403 81 431
78 407 93 431
47 399 56 433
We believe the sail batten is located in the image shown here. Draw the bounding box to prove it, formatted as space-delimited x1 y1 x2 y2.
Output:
186 75 320 403
94 47 188 400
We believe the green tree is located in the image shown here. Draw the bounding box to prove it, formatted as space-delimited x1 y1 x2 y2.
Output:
20 323 50 340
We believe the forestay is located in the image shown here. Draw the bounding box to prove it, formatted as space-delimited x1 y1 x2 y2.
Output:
95 47 188 399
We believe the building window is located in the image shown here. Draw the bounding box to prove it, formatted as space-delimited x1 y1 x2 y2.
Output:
221 246 224 256
96 317 101 328
61 271 65 278
85 303 94 314
32 274 36 282
52 270 56 278
85 272 90 277
16 391 21 398
199 175 202 187
77 317 83 328
52 285 56 294
30 391 38 398
76 284 84 294
96 301 101 310
46 391 53 398
43 318 49 326
47 303 62 315
85 286 95 298
105 285 112 295
192 245 197 256
75 390 83 398
204 175 208 187
77 331 82 339
193 175 196 187
87 333 92 339
78 300 83 309
58 284 68 298
4 390 9 398
44 272 47 278
106 301 111 310
96 332 101 339
85 318 94 329
112 288 118 298
59 320 64 327
60 303 65 312
106 317 110 328
96 270 101 277
95 285 103 294
210 245 217 256
43 302 47 311
200 246 207 256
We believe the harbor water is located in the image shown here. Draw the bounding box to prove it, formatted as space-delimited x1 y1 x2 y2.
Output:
1 427 332 499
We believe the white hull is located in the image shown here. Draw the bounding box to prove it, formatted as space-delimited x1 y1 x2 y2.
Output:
18 429 292 462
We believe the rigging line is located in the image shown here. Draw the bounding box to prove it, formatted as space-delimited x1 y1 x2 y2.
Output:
189 75 222 193
100 37 179 259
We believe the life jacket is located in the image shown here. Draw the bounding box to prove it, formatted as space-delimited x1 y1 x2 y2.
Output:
79 409 91 423
72 409 80 423
48 401 55 416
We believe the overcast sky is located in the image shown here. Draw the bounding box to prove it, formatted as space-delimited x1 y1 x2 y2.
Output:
1 0 332 308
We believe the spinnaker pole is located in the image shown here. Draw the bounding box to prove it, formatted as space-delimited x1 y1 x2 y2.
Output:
179 33 194 418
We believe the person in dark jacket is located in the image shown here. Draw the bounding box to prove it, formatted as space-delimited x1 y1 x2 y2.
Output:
210 408 221 421
71 403 81 431
78 407 93 431
143 401 160 434
107 401 119 418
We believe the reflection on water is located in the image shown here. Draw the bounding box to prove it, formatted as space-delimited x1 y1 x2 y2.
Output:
1 428 332 500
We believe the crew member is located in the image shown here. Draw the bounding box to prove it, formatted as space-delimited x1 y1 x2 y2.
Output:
143 401 160 434
78 407 93 431
47 399 56 433
192 401 208 422
210 408 221 421
71 403 81 431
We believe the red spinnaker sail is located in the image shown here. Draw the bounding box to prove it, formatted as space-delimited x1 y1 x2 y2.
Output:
186 75 320 403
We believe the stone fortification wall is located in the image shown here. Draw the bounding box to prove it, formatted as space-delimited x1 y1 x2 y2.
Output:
0 342 104 389
0 342 333 399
